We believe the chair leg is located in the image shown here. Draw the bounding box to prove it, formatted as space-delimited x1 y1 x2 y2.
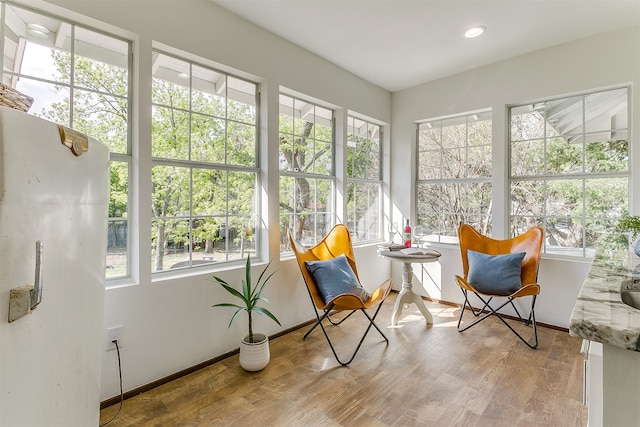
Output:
304 302 389 366
458 293 538 349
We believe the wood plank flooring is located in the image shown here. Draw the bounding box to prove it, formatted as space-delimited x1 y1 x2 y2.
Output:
100 293 587 426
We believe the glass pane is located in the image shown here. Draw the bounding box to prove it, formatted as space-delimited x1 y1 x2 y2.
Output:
152 54 190 107
441 119 466 149
546 136 583 174
73 89 128 154
191 65 225 117
192 169 227 216
583 88 628 134
467 145 491 178
106 219 127 279
152 106 189 159
441 148 463 179
511 180 544 217
279 133 293 171
418 123 441 151
152 77 189 109
313 141 332 175
585 177 628 220
151 165 190 218
546 179 583 218
511 140 544 176
510 106 545 141
74 28 128 97
465 182 492 217
418 150 440 180
585 137 629 173
347 182 381 242
546 216 584 253
192 217 225 260
227 76 256 124
468 115 492 146
228 172 256 215
314 106 333 142
544 95 584 136
17 77 70 124
226 122 256 166
152 218 190 272
18 43 70 84
191 113 225 163
109 161 128 219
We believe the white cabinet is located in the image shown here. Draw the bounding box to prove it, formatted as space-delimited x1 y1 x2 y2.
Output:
586 341 640 427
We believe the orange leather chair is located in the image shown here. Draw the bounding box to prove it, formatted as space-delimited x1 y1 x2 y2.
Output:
289 224 393 365
455 224 543 349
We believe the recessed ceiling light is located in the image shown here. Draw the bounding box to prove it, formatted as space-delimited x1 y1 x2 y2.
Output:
464 26 486 39
178 72 189 79
27 23 49 38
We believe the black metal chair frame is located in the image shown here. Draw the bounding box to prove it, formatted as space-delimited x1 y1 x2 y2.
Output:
302 287 389 366
457 289 538 349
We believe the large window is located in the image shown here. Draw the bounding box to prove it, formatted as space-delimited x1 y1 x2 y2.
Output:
279 94 334 250
1 2 132 280
416 111 492 243
151 51 259 272
509 87 629 257
347 115 382 242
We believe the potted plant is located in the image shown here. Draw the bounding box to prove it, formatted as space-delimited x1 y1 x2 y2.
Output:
212 256 281 371
616 213 640 256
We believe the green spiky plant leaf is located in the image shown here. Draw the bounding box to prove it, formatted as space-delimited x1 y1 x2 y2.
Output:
212 256 281 343
616 214 640 241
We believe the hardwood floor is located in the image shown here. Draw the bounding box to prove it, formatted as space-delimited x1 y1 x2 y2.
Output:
100 293 587 426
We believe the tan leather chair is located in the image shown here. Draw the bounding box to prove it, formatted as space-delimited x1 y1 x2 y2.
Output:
455 224 543 349
289 224 393 365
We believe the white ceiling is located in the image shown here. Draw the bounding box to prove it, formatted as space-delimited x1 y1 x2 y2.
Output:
211 0 640 92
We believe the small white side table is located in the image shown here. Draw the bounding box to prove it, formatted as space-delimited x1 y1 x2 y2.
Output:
378 249 441 325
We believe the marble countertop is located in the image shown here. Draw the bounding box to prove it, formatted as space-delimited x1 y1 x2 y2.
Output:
569 254 640 352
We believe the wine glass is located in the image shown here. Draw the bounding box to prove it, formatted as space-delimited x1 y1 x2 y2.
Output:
387 221 400 243
414 225 424 247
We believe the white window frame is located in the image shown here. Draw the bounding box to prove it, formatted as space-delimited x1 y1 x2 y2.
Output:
151 49 260 274
415 110 493 244
508 87 630 258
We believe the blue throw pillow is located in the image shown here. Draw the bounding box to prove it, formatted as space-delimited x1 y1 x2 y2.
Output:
466 250 526 296
305 254 371 304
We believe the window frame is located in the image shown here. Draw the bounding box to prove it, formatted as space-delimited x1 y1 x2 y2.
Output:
150 49 261 274
0 1 134 282
415 110 493 244
508 86 631 258
346 114 383 244
278 92 336 251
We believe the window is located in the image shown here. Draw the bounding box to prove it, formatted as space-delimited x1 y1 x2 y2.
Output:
416 111 492 243
0 2 132 280
279 94 334 250
510 87 629 257
347 115 382 242
151 51 259 272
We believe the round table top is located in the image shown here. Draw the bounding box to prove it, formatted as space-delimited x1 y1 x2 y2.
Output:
378 249 441 263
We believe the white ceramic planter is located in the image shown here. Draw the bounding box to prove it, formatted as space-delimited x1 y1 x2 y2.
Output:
239 333 270 372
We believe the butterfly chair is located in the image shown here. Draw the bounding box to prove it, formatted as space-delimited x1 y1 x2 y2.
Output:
288 224 393 366
455 224 543 349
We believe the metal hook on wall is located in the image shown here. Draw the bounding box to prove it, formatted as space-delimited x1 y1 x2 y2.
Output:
8 241 44 323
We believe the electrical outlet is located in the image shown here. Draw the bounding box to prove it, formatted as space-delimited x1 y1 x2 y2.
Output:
105 326 123 352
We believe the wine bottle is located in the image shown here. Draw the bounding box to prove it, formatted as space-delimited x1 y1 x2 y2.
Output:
403 219 412 248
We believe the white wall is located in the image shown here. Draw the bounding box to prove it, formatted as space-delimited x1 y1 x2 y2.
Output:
390 26 640 329
25 0 393 402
